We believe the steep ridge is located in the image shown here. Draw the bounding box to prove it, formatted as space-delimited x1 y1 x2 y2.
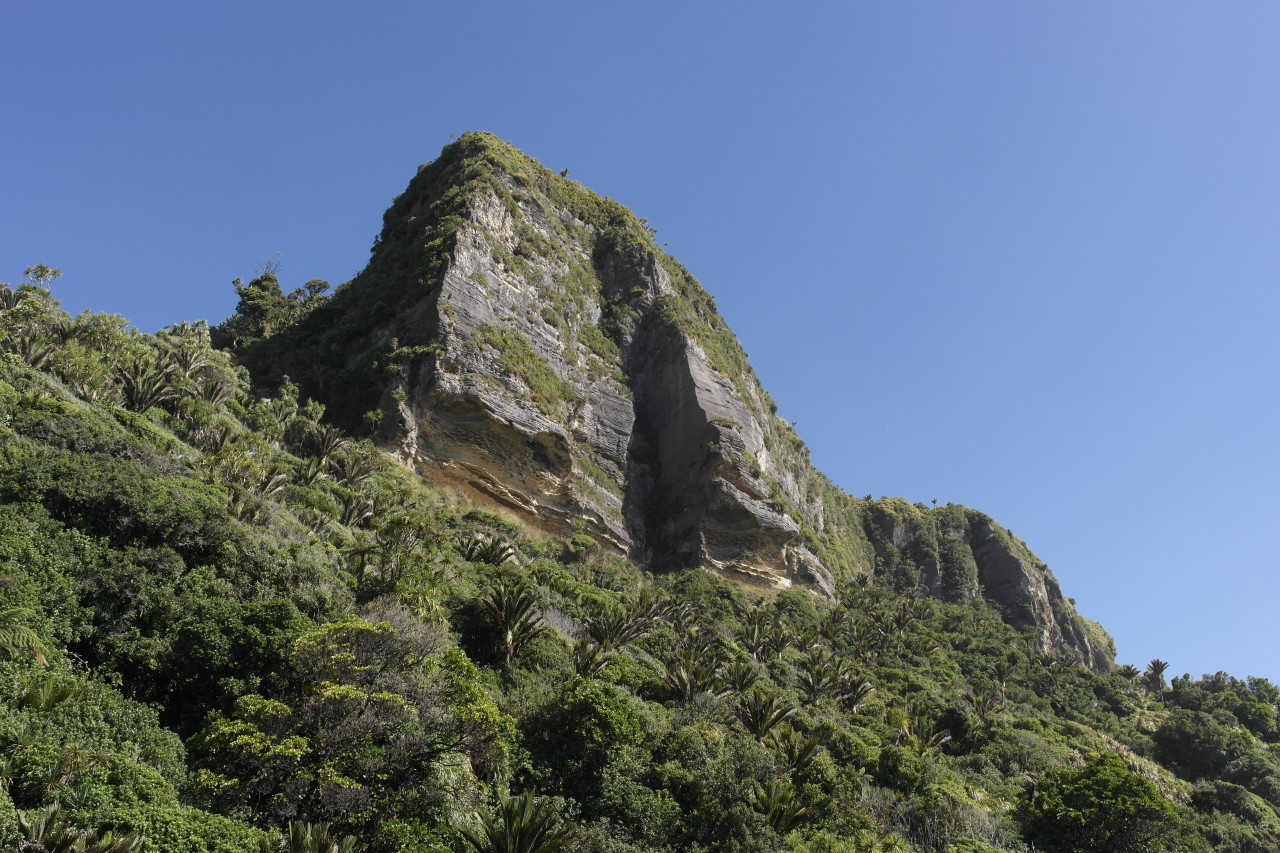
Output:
229 132 1113 670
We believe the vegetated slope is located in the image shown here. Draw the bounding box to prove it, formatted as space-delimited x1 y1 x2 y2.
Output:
1 277 1279 852
224 132 1108 670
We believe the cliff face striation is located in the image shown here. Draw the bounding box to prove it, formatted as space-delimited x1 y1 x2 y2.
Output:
232 132 1113 670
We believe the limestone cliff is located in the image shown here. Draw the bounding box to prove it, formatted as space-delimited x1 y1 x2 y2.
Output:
232 132 1112 670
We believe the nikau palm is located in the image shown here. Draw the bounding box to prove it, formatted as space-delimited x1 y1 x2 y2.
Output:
482 578 547 666
1146 658 1170 693
459 792 567 853
661 647 729 703
764 725 820 771
461 532 520 566
735 690 797 740
582 601 652 649
571 636 614 678
746 778 811 834
17 803 144 853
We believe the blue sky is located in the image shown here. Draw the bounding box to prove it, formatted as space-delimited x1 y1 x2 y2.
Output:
3 2 1277 682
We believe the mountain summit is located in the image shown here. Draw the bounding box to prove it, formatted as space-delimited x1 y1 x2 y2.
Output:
229 132 1113 670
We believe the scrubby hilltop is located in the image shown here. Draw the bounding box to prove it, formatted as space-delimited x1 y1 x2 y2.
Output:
224 133 1110 670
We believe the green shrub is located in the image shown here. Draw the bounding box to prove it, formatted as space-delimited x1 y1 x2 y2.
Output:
1017 753 1179 853
93 804 267 853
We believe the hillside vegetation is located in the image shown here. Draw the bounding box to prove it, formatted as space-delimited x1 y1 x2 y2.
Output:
0 273 1278 849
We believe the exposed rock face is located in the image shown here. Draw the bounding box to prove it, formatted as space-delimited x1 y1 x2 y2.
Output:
239 132 1112 669
854 498 1114 670
378 170 830 594
971 530 1112 671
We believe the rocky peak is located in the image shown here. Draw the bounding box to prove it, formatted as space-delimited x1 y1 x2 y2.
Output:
232 132 1113 670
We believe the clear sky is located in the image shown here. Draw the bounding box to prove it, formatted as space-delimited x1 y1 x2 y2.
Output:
4 2 1277 683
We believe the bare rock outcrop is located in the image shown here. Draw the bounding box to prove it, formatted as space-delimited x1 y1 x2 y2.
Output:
857 498 1114 670
388 171 826 591
236 132 1111 669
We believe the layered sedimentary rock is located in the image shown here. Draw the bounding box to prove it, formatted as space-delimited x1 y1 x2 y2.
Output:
237 132 1112 669
312 135 830 594
856 499 1114 670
